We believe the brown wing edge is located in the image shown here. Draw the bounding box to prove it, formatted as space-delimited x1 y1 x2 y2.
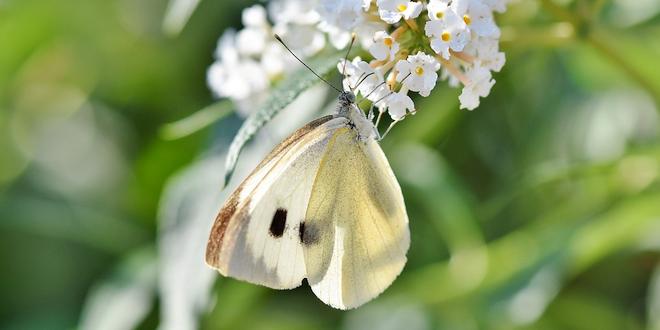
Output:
205 115 335 268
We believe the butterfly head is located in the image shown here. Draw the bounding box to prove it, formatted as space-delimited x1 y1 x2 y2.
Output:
338 91 355 107
336 91 378 141
337 91 359 118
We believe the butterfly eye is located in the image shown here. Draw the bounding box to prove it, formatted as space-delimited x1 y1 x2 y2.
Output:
269 208 287 238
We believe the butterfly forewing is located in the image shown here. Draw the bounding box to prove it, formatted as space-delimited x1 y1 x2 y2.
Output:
206 115 349 289
302 127 410 309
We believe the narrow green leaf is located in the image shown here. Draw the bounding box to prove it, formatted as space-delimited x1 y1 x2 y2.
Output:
159 100 233 140
649 264 660 329
162 0 201 36
79 247 157 330
222 52 342 186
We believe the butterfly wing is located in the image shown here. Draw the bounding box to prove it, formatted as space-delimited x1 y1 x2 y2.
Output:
205 115 350 289
302 127 410 309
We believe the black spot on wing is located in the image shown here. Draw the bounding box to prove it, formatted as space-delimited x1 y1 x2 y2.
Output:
298 222 305 242
269 208 287 238
299 221 319 245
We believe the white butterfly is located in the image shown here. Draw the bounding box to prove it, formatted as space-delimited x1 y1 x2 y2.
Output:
205 33 410 309
205 90 410 309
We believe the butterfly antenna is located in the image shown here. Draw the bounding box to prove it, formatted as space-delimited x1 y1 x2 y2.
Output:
354 72 375 91
274 34 342 93
342 33 357 78
351 72 366 90
360 80 386 102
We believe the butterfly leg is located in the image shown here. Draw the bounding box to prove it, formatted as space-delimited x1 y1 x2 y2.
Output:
377 110 416 141
374 110 383 130
378 120 399 141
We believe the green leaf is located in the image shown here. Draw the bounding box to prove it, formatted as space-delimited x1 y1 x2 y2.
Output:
222 52 342 186
648 264 660 329
79 247 157 330
162 0 201 36
159 100 233 140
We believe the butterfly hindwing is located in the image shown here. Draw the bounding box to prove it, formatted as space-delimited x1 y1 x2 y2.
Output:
206 115 349 289
302 126 410 309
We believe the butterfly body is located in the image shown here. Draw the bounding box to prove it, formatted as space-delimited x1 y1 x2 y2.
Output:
206 91 410 309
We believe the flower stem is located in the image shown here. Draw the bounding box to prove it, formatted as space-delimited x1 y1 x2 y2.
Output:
404 19 419 32
437 56 470 86
451 51 475 64
391 24 408 39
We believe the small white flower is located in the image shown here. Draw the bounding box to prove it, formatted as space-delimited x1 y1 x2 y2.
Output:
369 84 391 108
356 69 389 104
268 0 320 25
338 57 362 89
317 0 386 49
338 57 388 102
395 52 441 97
362 0 372 10
480 0 510 13
242 5 268 27
207 59 269 100
385 91 415 120
354 20 389 48
464 36 506 72
317 0 365 31
427 0 451 21
321 24 351 49
453 0 500 38
208 31 269 101
236 26 269 56
358 69 390 106
376 0 423 24
273 23 326 57
261 41 298 78
425 11 470 59
368 31 400 61
266 0 327 56
459 62 495 110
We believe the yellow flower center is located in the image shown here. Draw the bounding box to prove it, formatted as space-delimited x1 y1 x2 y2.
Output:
441 31 451 42
397 4 407 12
415 66 424 75
463 15 471 25
435 11 444 19
384 37 393 47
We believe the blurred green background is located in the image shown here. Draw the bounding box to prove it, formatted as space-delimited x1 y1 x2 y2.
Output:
1 0 660 329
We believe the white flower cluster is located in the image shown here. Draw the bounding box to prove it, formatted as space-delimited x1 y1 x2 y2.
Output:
207 1 323 114
208 0 509 118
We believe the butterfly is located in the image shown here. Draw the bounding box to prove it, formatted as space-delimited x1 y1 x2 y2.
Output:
205 37 410 310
